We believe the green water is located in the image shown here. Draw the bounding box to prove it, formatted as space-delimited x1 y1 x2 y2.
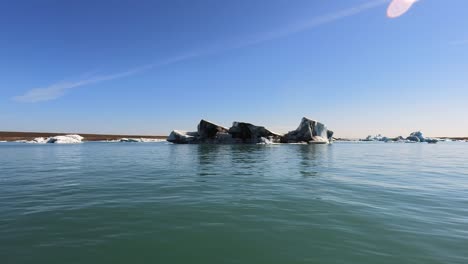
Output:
1 142 467 263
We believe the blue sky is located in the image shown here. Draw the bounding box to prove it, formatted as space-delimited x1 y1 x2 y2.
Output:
1 0 468 137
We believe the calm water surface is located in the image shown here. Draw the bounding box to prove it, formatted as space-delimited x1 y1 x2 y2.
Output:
1 142 467 264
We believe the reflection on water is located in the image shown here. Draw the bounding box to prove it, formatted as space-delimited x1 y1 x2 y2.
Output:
298 144 325 177
196 144 224 177
195 144 333 179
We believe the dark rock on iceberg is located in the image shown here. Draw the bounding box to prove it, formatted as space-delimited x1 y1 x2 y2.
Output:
406 135 420 142
426 138 438 144
228 122 282 144
197 120 229 139
167 120 230 144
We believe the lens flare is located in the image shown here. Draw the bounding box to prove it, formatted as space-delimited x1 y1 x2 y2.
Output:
387 0 418 18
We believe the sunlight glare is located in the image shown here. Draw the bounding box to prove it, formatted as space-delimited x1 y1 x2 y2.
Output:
387 0 418 18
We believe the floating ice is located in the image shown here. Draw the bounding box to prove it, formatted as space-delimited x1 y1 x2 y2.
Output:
387 0 418 18
257 137 274 145
362 134 387 142
167 117 333 144
119 138 166 143
26 134 83 144
361 131 438 144
47 134 83 144
437 138 452 142
30 137 48 143
119 138 140 142
407 131 425 142
167 130 199 144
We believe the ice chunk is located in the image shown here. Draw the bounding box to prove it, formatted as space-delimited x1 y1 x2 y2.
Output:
119 138 166 143
47 134 83 144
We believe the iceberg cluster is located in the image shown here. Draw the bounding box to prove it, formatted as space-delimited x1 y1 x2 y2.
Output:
362 134 389 142
361 131 439 143
167 117 334 145
26 134 84 144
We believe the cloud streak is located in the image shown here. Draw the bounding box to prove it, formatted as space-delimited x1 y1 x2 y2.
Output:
14 0 388 103
13 54 199 103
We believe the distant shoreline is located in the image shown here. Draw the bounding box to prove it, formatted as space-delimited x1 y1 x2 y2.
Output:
0 131 167 142
333 137 468 141
1 131 467 143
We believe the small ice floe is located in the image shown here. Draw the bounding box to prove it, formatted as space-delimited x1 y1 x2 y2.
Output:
30 137 48 143
119 138 140 142
119 138 166 143
387 0 418 18
25 134 84 144
141 138 166 143
361 134 388 142
98 139 120 143
437 138 453 142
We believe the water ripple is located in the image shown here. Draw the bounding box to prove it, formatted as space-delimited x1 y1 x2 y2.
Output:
1 142 467 263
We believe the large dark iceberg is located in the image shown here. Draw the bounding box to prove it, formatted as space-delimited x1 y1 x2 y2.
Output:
167 117 334 144
281 118 332 144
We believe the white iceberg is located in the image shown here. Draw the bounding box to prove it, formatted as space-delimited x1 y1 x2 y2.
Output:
25 134 84 144
437 138 452 142
140 138 166 143
119 138 140 142
257 137 275 145
29 137 48 143
119 138 166 143
167 130 198 144
48 134 83 144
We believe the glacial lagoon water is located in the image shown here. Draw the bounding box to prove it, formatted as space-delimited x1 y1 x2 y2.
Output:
1 142 467 264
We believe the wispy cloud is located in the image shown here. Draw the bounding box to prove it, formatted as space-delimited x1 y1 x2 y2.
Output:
14 0 388 103
13 54 199 103
229 0 389 48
